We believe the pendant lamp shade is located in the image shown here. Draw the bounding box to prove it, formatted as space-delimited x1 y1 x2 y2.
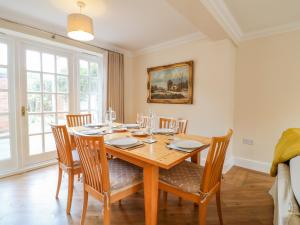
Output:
67 13 94 41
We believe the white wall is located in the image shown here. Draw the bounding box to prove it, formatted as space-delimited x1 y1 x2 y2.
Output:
234 30 300 171
124 39 236 166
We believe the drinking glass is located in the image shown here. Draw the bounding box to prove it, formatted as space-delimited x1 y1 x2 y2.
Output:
147 110 156 142
136 113 144 128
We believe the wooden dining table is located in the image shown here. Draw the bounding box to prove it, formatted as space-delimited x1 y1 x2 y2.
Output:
69 126 211 225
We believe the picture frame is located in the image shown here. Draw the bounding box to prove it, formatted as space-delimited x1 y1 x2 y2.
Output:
147 61 193 104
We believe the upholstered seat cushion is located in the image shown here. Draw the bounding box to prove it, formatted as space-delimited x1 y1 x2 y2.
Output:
109 159 143 192
160 161 203 193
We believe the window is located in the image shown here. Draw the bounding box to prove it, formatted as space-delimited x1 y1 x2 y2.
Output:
78 56 103 122
25 49 70 155
0 42 10 160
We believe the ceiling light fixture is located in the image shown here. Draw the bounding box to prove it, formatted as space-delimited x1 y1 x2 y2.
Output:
67 1 94 41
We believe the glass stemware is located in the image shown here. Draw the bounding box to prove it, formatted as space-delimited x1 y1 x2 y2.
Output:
147 110 156 143
136 113 144 128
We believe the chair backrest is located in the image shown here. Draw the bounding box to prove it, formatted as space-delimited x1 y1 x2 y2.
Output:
50 124 74 167
177 119 188 134
159 117 177 129
74 134 110 195
200 129 233 195
141 115 150 128
66 114 92 127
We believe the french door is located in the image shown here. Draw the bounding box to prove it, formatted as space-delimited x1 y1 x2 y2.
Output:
21 44 72 165
0 38 17 171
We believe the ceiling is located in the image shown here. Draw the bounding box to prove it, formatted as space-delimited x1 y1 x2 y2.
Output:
1 0 300 52
0 0 200 51
224 0 300 34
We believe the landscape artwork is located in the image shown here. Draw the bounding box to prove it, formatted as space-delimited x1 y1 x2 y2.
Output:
147 61 193 104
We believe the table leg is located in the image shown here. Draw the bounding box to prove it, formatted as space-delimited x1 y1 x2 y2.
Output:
143 165 159 225
191 152 200 165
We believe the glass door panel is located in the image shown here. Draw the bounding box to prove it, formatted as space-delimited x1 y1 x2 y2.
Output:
23 46 70 164
0 40 16 172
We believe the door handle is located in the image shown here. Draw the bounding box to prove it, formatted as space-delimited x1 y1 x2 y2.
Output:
21 106 27 116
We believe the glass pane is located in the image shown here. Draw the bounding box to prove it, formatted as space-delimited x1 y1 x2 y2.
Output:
89 62 98 76
26 50 41 71
57 113 67 124
56 56 68 75
90 79 99 92
0 43 7 66
27 94 42 112
0 68 8 89
80 94 89 110
91 111 99 123
42 53 55 73
27 72 41 92
29 135 43 155
0 92 8 112
43 74 55 93
57 76 68 93
28 115 42 134
43 94 56 112
57 94 69 112
90 94 98 110
44 114 56 132
80 78 89 93
80 60 88 76
0 115 9 137
45 133 56 152
0 138 10 160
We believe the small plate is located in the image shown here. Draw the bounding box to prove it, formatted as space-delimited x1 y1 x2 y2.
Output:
124 124 140 129
153 128 175 134
108 137 138 146
78 130 102 135
84 123 105 128
112 127 128 133
132 130 148 137
173 140 202 149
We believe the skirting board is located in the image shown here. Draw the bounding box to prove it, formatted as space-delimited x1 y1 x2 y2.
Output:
200 157 271 174
234 157 271 174
0 159 57 179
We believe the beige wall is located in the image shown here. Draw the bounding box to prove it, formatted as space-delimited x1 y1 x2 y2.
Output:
124 39 236 164
234 30 300 166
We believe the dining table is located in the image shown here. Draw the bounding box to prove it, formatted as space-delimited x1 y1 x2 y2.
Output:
69 125 211 225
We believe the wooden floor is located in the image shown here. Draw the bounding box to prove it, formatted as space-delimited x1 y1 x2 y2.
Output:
0 165 274 225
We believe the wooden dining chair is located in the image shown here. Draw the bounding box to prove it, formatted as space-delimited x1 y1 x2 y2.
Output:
74 134 144 225
50 124 82 214
141 115 150 128
177 119 188 134
160 118 188 204
66 114 92 149
159 129 233 225
159 117 177 129
66 114 92 127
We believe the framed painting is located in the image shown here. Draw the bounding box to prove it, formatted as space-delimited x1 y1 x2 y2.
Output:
147 61 193 104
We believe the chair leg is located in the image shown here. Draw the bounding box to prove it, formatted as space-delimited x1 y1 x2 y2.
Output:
178 197 182 206
66 171 74 214
80 190 89 225
103 196 111 225
216 190 224 225
163 191 168 209
77 173 81 181
199 203 207 225
55 167 62 199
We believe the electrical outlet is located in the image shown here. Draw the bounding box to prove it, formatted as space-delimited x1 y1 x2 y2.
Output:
242 138 254 145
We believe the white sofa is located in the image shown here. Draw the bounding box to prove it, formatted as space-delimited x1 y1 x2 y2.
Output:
270 156 300 225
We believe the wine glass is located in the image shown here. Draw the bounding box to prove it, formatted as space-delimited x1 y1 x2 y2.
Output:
147 110 156 142
136 113 144 128
111 110 116 123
